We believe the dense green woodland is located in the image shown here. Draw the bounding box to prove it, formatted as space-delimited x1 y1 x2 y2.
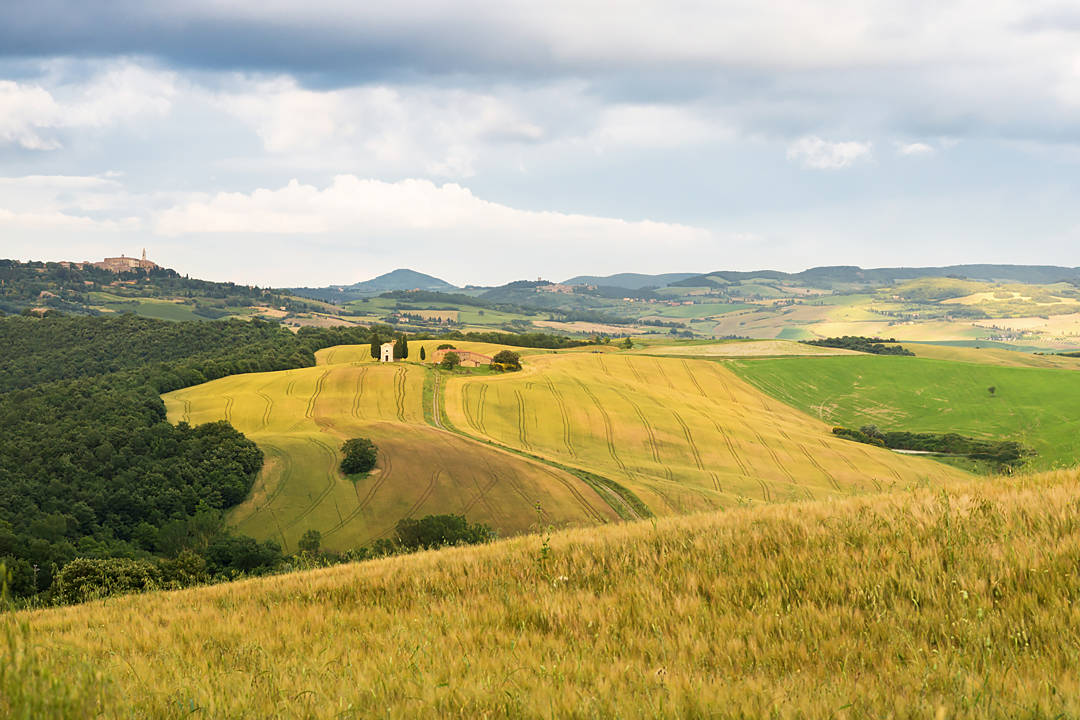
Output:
0 315 574 602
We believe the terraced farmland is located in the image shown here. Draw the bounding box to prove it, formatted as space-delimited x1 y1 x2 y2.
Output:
441 352 967 513
163 347 620 552
731 355 1080 470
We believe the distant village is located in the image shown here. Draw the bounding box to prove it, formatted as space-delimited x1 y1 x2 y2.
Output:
58 250 160 274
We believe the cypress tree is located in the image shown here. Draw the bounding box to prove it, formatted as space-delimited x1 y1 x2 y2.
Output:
369 334 380 361
395 333 409 360
420 346 426 361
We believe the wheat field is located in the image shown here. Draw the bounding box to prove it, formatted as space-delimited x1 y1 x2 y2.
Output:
6 469 1080 719
442 351 968 514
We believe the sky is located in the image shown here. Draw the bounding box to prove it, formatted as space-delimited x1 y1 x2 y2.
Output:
2 1 1080 287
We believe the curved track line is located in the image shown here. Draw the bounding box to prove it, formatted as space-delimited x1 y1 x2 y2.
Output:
281 436 338 532
575 379 632 478
393 366 407 422
614 389 661 463
706 363 739 403
681 359 709 398
476 384 489 434
325 448 394 537
182 399 191 424
350 367 367 419
544 378 577 458
256 390 274 429
223 395 234 424
653 359 676 390
672 410 705 471
796 443 841 491
709 417 751 477
752 429 796 483
623 356 645 384
514 389 533 451
304 370 330 419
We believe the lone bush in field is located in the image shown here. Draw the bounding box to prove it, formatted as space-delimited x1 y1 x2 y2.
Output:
491 349 522 371
440 352 461 370
394 514 493 551
340 437 377 474
437 343 455 350
298 529 322 555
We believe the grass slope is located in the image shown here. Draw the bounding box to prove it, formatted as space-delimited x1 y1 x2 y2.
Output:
441 352 966 514
8 470 1080 718
163 344 619 552
731 355 1080 470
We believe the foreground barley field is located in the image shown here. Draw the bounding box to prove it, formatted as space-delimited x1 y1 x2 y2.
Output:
442 352 966 513
6 470 1080 719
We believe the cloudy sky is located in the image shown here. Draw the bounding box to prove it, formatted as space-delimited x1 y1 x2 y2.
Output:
3 1 1080 287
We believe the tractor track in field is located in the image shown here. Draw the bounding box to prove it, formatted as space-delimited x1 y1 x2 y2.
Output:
281 436 339 532
653 359 676 390
325 449 394 537
475 384 489 434
624 357 645 384
710 417 751 477
752 429 797 483
182 399 191 424
544 378 578 458
858 446 904 484
285 379 296 397
402 469 440 520
393 366 408 422
461 383 482 433
672 410 706 471
350 367 367 419
260 444 292 508
544 468 609 524
223 395 234 423
462 472 500 516
256 389 274 429
575 379 633 478
682 360 709 398
706 364 739 403
514 390 533 451
796 443 841 491
597 354 612 376
324 348 339 365
614 388 662 463
304 370 330 419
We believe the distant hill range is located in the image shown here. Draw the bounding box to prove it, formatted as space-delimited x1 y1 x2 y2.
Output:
292 269 458 303
669 265 1080 289
561 272 700 290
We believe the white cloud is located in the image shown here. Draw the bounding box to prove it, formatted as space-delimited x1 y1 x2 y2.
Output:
895 141 936 156
0 64 175 150
786 136 872 169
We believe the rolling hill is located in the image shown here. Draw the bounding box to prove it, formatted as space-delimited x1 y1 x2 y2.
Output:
165 341 969 552
10 468 1080 718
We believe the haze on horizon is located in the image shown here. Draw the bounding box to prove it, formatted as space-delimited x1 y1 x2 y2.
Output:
3 1 1080 288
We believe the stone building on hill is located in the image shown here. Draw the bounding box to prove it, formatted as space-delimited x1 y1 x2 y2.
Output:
380 342 396 362
431 348 492 368
93 249 159 273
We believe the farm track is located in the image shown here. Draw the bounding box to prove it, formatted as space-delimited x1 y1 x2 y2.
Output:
393 367 407 422
402 469 440 519
543 468 608 524
281 436 339 532
710 417 751 477
304 370 330 419
514 390 533 451
858 446 904 484
462 473 500 516
182 399 191 424
653 359 676 390
575 379 632 478
752 429 797 483
544 378 577 458
796 443 841 491
682 360 709 398
597 354 612 376
223 396 234 424
624 357 645 384
285 379 296 397
326 449 394 537
672 410 706 471
256 389 274 429
706 363 739 403
350 368 367 419
614 389 662 463
476 384 489 434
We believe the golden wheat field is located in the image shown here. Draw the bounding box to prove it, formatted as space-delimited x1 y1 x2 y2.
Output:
442 351 968 514
6 469 1080 719
163 342 620 552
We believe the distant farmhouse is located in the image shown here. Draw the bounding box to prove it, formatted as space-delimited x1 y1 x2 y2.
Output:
432 348 492 368
92 249 159 273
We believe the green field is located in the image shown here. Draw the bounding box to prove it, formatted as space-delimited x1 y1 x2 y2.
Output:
731 355 1080 470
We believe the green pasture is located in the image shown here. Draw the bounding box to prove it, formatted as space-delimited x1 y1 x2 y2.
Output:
731 355 1080 470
